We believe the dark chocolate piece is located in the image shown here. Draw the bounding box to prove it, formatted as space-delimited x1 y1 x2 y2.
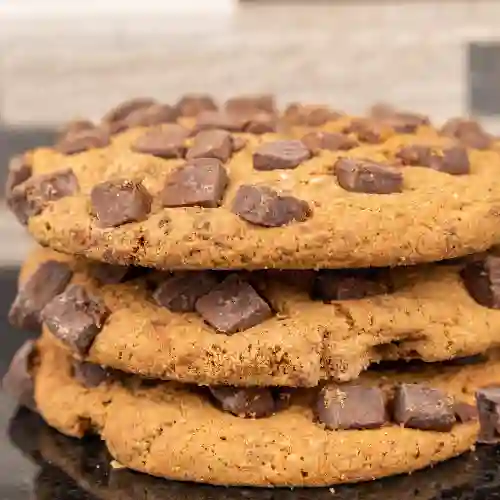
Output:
123 103 178 128
194 111 248 133
225 95 276 115
153 272 219 312
73 361 111 388
8 169 79 225
334 158 403 194
9 260 73 330
454 402 478 423
244 113 277 134
41 284 109 356
175 94 218 117
253 140 311 171
2 340 37 411
132 125 189 158
90 179 152 227
209 386 276 418
395 145 433 166
430 147 470 175
186 129 233 162
89 263 130 285
232 185 311 227
476 387 500 443
441 118 492 150
301 131 358 154
284 103 342 126
102 97 157 124
393 383 456 431
195 274 272 334
315 384 387 430
161 158 229 208
461 255 500 309
56 128 110 155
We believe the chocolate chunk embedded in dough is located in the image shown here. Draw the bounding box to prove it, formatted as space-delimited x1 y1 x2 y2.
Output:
90 179 152 227
244 113 277 134
209 386 276 418
132 125 189 159
73 361 111 388
89 263 130 285
232 185 311 227
476 387 500 443
461 255 500 309
253 140 311 171
102 97 157 125
9 260 73 330
41 284 109 356
284 103 342 126
454 402 478 423
315 384 387 430
153 272 219 312
395 145 433 166
8 169 79 225
194 111 248 133
430 147 470 175
175 94 218 117
334 158 403 194
225 94 276 115
186 129 233 162
441 118 492 150
5 156 32 199
301 131 358 154
162 158 229 208
2 340 37 411
195 275 272 334
56 128 110 155
393 384 456 431
123 103 178 128
312 269 390 302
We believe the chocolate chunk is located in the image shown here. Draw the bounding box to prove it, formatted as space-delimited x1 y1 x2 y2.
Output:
454 402 478 423
41 284 109 356
195 275 272 334
58 119 95 141
393 384 456 431
2 340 37 411
56 128 110 155
186 129 233 162
461 255 500 309
232 136 247 152
315 384 387 430
73 361 111 388
9 261 73 331
253 140 311 171
8 169 79 225
89 263 130 285
194 111 248 133
161 158 228 208
429 147 470 175
175 94 218 117
232 185 311 227
209 386 276 418
123 103 178 128
395 145 433 166
102 97 157 125
441 118 492 150
312 269 390 302
244 113 277 134
153 272 219 312
388 112 430 133
476 387 500 443
344 119 390 144
90 179 152 227
5 156 32 197
301 131 358 154
132 125 189 159
225 95 276 115
284 103 342 126
334 158 403 194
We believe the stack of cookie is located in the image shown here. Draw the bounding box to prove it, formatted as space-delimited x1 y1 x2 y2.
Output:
5 94 500 487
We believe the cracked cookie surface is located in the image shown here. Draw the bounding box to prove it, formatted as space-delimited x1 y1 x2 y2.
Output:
19 247 500 387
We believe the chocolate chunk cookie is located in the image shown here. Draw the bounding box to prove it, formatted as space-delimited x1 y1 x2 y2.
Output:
21 247 500 387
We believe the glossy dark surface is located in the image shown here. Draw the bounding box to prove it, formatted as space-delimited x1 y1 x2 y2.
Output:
1 270 500 499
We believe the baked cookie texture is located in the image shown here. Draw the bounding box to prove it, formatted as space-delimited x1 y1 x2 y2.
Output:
17 247 500 387
30 335 493 487
8 102 500 270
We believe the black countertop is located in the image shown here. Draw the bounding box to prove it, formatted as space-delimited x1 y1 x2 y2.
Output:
1 270 500 499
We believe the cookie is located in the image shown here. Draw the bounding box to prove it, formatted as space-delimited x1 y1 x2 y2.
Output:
25 335 497 487
16 247 500 387
26 411 483 500
8 102 500 269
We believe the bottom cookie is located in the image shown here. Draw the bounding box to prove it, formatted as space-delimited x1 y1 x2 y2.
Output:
10 335 500 487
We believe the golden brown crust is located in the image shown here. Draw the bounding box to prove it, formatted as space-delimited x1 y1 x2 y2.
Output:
21 247 500 387
15 121 500 270
34 335 496 487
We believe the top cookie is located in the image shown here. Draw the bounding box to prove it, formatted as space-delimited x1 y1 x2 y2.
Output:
7 95 500 270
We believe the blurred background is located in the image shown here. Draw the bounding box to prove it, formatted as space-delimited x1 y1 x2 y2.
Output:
1 0 500 266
